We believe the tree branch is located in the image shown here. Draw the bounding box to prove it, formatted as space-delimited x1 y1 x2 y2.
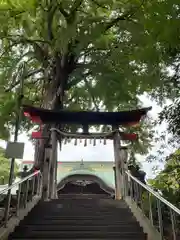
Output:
91 0 109 10
47 4 58 41
66 70 91 90
70 0 84 15
1 35 50 45
0 42 18 58
83 78 99 111
58 0 83 24
58 3 69 19
5 68 43 92
104 0 146 32
0 35 50 62
66 93 76 104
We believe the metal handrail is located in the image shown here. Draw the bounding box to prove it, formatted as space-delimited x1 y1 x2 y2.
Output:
0 171 41 196
0 170 42 227
125 170 180 240
125 171 180 215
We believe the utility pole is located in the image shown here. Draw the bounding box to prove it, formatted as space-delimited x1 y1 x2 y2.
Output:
4 64 25 225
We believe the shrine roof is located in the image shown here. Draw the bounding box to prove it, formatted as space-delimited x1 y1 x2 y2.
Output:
22 160 114 165
23 105 152 125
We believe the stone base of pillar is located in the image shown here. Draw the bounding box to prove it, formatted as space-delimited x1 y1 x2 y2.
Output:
51 192 58 199
113 165 122 200
115 195 122 200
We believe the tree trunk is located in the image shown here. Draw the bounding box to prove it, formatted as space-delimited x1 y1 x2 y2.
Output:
38 54 70 199
21 52 74 199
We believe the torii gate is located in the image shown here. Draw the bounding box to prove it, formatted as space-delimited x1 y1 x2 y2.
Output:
23 105 151 200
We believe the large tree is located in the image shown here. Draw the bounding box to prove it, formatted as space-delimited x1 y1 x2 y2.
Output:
0 0 159 107
0 0 179 163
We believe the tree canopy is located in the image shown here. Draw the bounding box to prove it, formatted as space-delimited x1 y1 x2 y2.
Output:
150 1 180 144
159 101 180 145
0 0 179 157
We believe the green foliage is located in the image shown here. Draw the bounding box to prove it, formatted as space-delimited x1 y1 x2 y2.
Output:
146 1 180 143
0 147 18 185
0 0 179 155
149 149 180 208
146 150 180 238
159 100 180 142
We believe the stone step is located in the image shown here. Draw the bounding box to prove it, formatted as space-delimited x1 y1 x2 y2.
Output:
16 224 141 231
8 197 147 240
11 230 147 239
22 219 140 225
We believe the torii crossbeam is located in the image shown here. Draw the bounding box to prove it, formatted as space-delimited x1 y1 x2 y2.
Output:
23 105 151 126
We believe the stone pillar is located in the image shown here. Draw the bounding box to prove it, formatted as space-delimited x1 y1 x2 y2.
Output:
49 164 54 199
54 149 58 199
49 129 58 199
120 147 128 197
42 148 51 201
113 130 122 199
113 165 117 197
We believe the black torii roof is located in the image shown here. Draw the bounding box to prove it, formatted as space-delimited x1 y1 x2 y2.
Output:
23 105 152 126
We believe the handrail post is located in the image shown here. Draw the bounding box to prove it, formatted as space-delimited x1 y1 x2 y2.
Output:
157 199 164 240
31 177 35 200
16 184 22 217
148 193 154 226
170 208 177 240
24 180 29 208
37 174 42 196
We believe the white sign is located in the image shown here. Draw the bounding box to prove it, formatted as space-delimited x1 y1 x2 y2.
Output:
5 142 25 159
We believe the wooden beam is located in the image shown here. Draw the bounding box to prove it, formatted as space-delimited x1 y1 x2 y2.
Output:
23 105 152 126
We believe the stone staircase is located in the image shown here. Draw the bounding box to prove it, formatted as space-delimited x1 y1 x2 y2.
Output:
8 194 147 239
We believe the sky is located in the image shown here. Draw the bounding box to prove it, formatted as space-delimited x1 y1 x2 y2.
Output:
0 94 171 179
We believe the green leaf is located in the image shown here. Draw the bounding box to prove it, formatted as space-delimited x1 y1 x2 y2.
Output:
0 147 18 184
